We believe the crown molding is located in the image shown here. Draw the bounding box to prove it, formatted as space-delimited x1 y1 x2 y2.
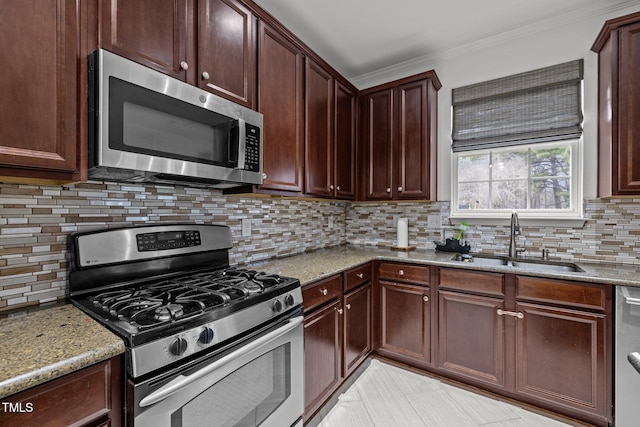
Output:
350 0 640 90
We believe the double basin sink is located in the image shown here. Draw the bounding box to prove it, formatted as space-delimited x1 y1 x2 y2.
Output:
450 253 585 273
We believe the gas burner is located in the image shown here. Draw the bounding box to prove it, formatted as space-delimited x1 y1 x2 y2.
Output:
155 303 184 322
254 272 282 288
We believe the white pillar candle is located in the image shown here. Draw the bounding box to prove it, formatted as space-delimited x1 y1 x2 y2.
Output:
397 218 408 248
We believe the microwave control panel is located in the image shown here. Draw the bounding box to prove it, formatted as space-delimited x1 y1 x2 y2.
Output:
244 124 261 172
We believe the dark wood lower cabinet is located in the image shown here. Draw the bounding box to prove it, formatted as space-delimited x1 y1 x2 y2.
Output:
515 302 608 422
303 299 342 418
438 290 505 388
343 282 372 376
0 356 122 427
303 265 373 420
303 263 611 427
379 281 431 365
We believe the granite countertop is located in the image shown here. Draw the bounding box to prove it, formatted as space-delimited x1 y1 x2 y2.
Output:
3 244 638 401
0 304 125 400
251 244 640 288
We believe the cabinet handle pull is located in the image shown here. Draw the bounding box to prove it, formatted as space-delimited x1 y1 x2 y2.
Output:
398 269 404 276
423 296 429 302
336 186 341 191
337 308 344 315
496 309 524 319
356 273 364 279
320 288 328 295
398 186 403 192
346 304 351 310
180 61 189 70
386 188 391 193
329 184 335 190
202 71 210 80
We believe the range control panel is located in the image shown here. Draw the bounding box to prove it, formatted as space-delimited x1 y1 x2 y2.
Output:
136 230 201 252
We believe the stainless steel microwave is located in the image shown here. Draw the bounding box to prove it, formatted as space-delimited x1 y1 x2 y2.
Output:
88 49 263 189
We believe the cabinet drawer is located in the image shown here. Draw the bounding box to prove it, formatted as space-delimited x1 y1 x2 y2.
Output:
378 262 429 285
438 268 505 297
2 359 115 426
303 275 342 312
344 263 372 291
516 276 606 311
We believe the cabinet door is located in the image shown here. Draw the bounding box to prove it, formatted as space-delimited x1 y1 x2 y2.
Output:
334 80 356 200
100 0 191 80
198 0 256 107
616 21 640 194
258 22 305 192
515 302 607 419
379 281 430 364
364 89 394 199
305 59 333 197
344 283 372 376
397 79 429 199
438 290 505 389
0 0 85 181
303 299 342 418
1 357 121 427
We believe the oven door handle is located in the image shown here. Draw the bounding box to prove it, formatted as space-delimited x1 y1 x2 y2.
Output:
139 315 303 408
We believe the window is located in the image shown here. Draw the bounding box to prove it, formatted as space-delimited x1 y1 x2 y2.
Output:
450 60 583 219
453 140 580 217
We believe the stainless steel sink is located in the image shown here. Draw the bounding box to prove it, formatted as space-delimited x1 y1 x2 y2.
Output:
450 254 585 273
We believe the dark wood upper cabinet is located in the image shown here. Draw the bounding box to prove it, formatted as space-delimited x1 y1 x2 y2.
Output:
0 0 90 183
305 58 334 197
100 0 256 108
257 21 305 192
304 58 357 199
99 0 193 81
592 11 640 196
334 80 357 199
363 88 395 200
198 0 256 107
359 71 440 201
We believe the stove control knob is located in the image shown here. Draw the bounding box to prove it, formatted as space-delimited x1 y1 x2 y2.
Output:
199 327 215 345
284 294 295 307
272 299 283 313
169 337 188 356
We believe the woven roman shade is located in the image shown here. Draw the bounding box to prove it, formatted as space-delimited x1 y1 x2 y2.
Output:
451 59 583 152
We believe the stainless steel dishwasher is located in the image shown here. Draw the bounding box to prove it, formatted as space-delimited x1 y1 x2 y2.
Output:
615 286 640 427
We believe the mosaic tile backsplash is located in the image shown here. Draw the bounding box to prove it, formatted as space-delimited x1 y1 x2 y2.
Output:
1 180 639 311
347 199 640 265
0 182 346 311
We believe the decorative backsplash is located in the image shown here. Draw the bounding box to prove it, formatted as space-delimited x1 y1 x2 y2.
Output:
346 199 640 265
1 180 639 311
0 182 346 311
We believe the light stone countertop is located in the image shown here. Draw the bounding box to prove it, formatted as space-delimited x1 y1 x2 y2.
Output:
3 244 638 402
251 244 640 288
0 304 125 400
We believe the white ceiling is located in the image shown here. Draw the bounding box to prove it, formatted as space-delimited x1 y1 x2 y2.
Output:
254 0 638 81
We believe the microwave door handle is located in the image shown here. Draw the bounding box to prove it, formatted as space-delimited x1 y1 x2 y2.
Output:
235 118 246 170
138 316 303 408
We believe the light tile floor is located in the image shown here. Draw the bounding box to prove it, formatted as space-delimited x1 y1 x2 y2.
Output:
314 359 585 427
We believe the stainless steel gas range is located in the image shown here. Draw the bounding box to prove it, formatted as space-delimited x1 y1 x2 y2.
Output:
67 224 303 427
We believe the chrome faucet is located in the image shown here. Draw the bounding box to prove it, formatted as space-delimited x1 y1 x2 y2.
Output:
508 211 521 258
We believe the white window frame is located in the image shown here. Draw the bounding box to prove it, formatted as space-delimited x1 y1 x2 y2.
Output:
450 138 583 220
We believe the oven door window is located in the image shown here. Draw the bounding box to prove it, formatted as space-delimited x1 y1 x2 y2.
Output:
171 343 291 427
109 77 239 167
